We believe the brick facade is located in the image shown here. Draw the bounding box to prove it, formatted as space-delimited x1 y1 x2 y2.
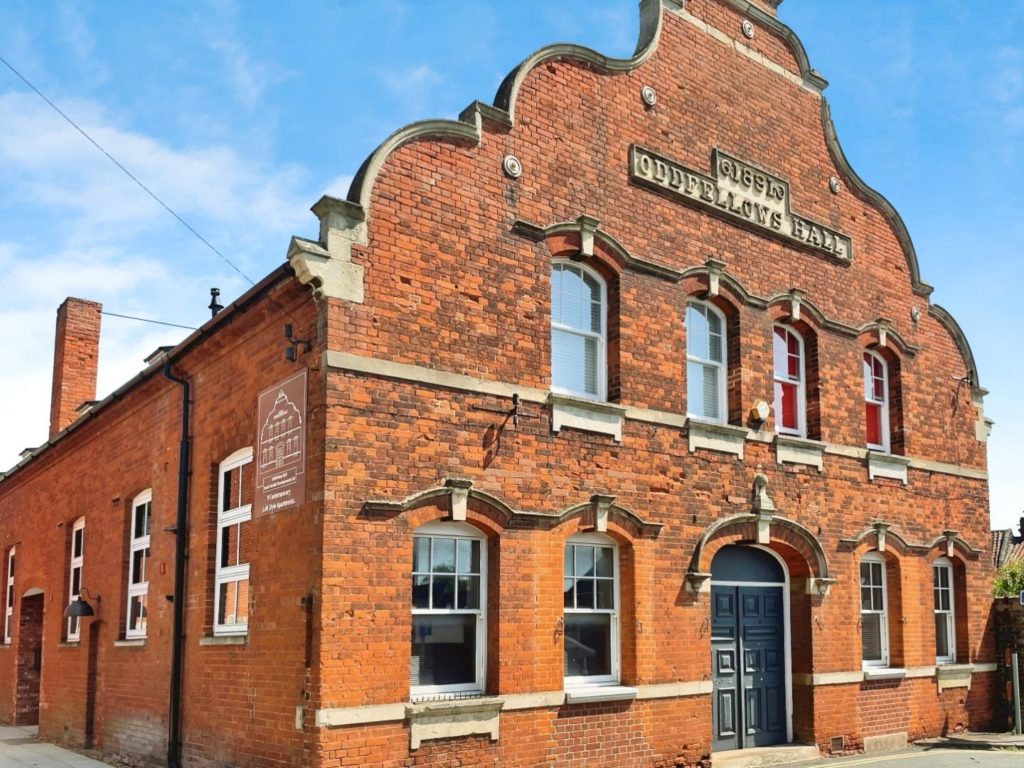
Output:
0 1 998 766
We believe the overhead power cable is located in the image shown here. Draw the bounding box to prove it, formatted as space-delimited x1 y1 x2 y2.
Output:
101 311 197 331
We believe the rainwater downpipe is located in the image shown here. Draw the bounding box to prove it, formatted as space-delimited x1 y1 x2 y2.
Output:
163 361 190 768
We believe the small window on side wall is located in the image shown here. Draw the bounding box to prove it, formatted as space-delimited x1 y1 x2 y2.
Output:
215 448 253 636
410 521 486 698
686 301 727 423
551 261 607 400
563 533 619 687
126 490 152 639
860 552 888 667
67 518 85 641
933 557 956 664
863 351 889 451
773 325 805 437
3 547 14 644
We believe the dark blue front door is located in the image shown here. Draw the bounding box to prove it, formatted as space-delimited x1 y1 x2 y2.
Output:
711 547 787 751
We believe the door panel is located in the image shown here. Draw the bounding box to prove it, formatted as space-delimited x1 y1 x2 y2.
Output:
711 585 740 751
740 585 787 747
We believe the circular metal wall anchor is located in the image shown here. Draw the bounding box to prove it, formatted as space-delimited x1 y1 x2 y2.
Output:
741 19 755 39
829 176 841 194
641 85 657 107
502 155 522 179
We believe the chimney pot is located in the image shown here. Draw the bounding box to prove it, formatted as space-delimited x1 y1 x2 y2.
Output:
49 298 102 438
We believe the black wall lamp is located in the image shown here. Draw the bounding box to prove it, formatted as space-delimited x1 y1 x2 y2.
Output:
63 587 100 619
284 324 312 362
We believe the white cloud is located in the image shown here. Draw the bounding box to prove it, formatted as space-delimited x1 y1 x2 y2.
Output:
196 0 289 110
376 64 445 116
57 2 108 86
0 91 310 239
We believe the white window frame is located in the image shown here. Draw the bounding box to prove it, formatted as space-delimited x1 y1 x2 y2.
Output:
125 490 152 639
563 532 620 688
3 547 14 644
686 301 728 424
67 517 85 642
551 260 608 401
410 520 487 699
772 324 806 437
214 447 253 637
860 552 889 668
933 557 956 664
863 350 890 452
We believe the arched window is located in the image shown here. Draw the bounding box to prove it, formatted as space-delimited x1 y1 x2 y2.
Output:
563 533 619 687
411 521 486 697
773 325 805 436
551 261 606 400
860 552 888 667
686 301 727 423
863 351 889 451
933 556 956 664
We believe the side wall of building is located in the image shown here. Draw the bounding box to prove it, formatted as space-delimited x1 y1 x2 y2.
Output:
0 277 324 768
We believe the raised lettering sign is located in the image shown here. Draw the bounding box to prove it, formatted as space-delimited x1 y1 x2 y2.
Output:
629 145 852 262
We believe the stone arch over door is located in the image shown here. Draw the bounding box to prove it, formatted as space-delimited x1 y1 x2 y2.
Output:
691 513 830 749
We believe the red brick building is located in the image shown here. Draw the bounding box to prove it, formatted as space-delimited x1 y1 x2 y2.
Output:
0 1 998 766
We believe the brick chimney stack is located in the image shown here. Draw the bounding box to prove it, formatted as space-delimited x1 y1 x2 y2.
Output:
49 298 102 439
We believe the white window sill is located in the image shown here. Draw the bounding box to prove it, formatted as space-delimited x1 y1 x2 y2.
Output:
114 638 146 647
686 419 746 458
775 433 825 470
406 696 503 749
549 392 625 441
936 663 974 692
867 451 910 484
863 667 906 681
59 641 81 648
564 685 637 704
200 634 247 646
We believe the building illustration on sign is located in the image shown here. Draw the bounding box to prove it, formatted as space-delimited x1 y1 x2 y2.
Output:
255 370 306 515
258 391 302 475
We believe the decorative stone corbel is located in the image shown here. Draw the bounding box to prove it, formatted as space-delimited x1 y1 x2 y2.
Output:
752 474 775 544
807 577 837 597
788 289 805 322
287 195 367 303
873 521 890 552
445 478 473 522
685 571 713 593
577 215 601 259
705 258 726 297
875 318 892 348
942 529 958 558
591 493 615 533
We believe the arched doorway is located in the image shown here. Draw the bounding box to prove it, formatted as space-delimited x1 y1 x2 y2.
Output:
711 546 789 751
15 589 44 726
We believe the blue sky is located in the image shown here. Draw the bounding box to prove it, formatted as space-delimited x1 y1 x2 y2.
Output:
0 1 1021 529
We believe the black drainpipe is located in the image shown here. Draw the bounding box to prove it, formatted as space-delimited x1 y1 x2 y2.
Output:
163 360 190 768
